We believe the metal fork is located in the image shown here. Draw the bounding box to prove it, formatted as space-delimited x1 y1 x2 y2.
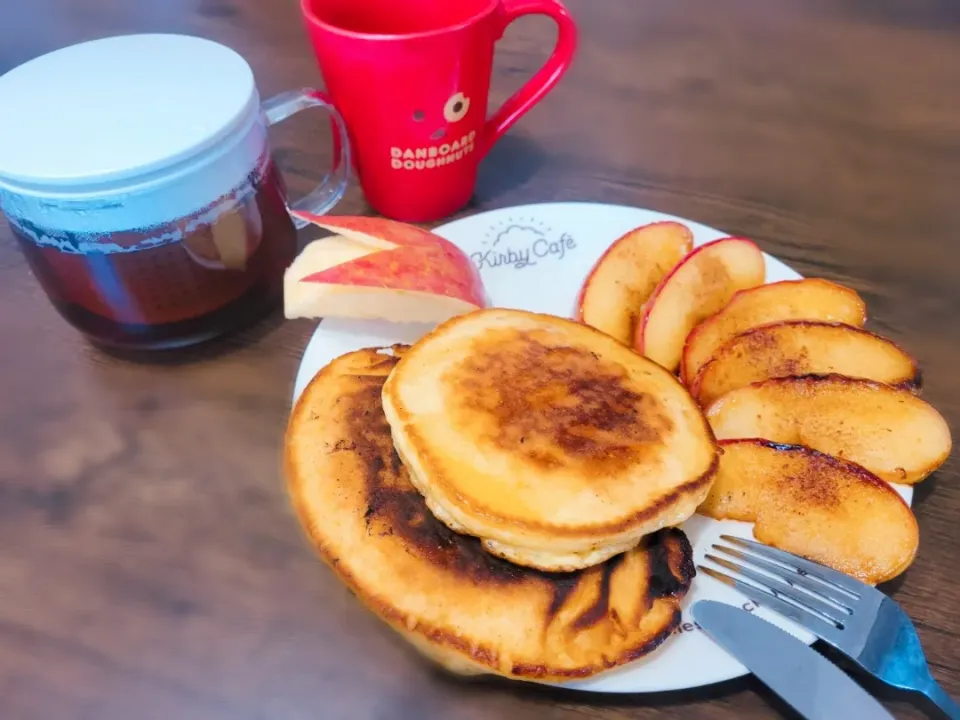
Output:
700 535 960 719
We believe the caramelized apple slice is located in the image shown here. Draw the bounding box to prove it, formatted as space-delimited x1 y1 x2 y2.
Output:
692 321 919 406
634 238 765 371
576 222 693 345
699 439 918 585
680 278 867 386
705 375 952 484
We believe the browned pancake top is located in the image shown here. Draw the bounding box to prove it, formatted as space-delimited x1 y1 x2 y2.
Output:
444 328 674 475
344 351 687 602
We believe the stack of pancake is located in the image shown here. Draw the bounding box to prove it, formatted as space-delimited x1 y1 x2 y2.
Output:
285 308 720 682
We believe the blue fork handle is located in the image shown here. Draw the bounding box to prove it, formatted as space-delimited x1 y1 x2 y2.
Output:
925 680 960 719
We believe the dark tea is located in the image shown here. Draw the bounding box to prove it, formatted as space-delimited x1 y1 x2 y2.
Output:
9 157 296 349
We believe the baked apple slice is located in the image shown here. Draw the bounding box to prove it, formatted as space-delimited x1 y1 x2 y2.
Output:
680 278 867 386
634 237 765 372
576 222 693 345
692 320 919 406
699 439 918 585
284 213 487 323
705 375 951 484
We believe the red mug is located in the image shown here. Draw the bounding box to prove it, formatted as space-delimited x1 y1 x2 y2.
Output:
301 0 577 222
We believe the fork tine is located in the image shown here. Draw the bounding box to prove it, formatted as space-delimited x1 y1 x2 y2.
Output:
720 535 863 599
698 564 842 639
704 553 847 626
712 544 855 612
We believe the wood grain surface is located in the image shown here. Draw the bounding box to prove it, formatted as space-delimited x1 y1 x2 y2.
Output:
2 1 959 718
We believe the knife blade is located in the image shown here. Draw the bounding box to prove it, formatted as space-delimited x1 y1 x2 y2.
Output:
692 600 894 720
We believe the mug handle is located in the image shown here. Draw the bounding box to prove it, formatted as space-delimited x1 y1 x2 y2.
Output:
481 0 577 154
261 89 351 230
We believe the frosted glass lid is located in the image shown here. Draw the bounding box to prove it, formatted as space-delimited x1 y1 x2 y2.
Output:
0 34 260 195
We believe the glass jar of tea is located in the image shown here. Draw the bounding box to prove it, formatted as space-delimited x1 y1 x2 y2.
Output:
0 34 349 349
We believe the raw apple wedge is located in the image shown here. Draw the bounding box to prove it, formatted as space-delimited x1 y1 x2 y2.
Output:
634 237 765 372
691 320 920 406
699 439 918 585
705 374 952 484
576 222 693 345
284 213 487 324
680 278 867 386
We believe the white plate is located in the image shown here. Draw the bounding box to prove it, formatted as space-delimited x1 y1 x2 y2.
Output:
291 201 913 694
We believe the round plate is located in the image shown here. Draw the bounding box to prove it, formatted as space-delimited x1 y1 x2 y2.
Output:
291 202 914 694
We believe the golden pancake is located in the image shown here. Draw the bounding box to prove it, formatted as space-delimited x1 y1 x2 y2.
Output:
382 308 718 571
285 346 695 682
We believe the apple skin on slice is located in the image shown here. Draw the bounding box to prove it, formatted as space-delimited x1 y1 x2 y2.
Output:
301 242 484 303
698 439 918 585
283 214 488 324
705 374 952 484
633 237 766 372
295 213 486 306
295 212 444 248
691 320 920 406
576 221 693 345
679 278 867 386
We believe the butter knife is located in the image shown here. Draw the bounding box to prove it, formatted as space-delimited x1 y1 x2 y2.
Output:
693 600 894 719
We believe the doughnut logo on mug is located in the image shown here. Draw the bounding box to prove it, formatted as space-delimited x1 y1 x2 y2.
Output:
390 134 477 170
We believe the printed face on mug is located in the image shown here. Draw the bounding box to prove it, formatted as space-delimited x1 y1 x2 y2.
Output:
391 91 479 174
301 0 577 223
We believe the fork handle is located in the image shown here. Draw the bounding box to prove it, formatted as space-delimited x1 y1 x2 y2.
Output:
924 679 960 719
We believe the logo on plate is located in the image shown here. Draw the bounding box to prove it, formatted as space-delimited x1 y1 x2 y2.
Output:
676 600 761 634
471 218 576 271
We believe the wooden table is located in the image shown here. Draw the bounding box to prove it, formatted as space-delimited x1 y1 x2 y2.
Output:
2 1 959 718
